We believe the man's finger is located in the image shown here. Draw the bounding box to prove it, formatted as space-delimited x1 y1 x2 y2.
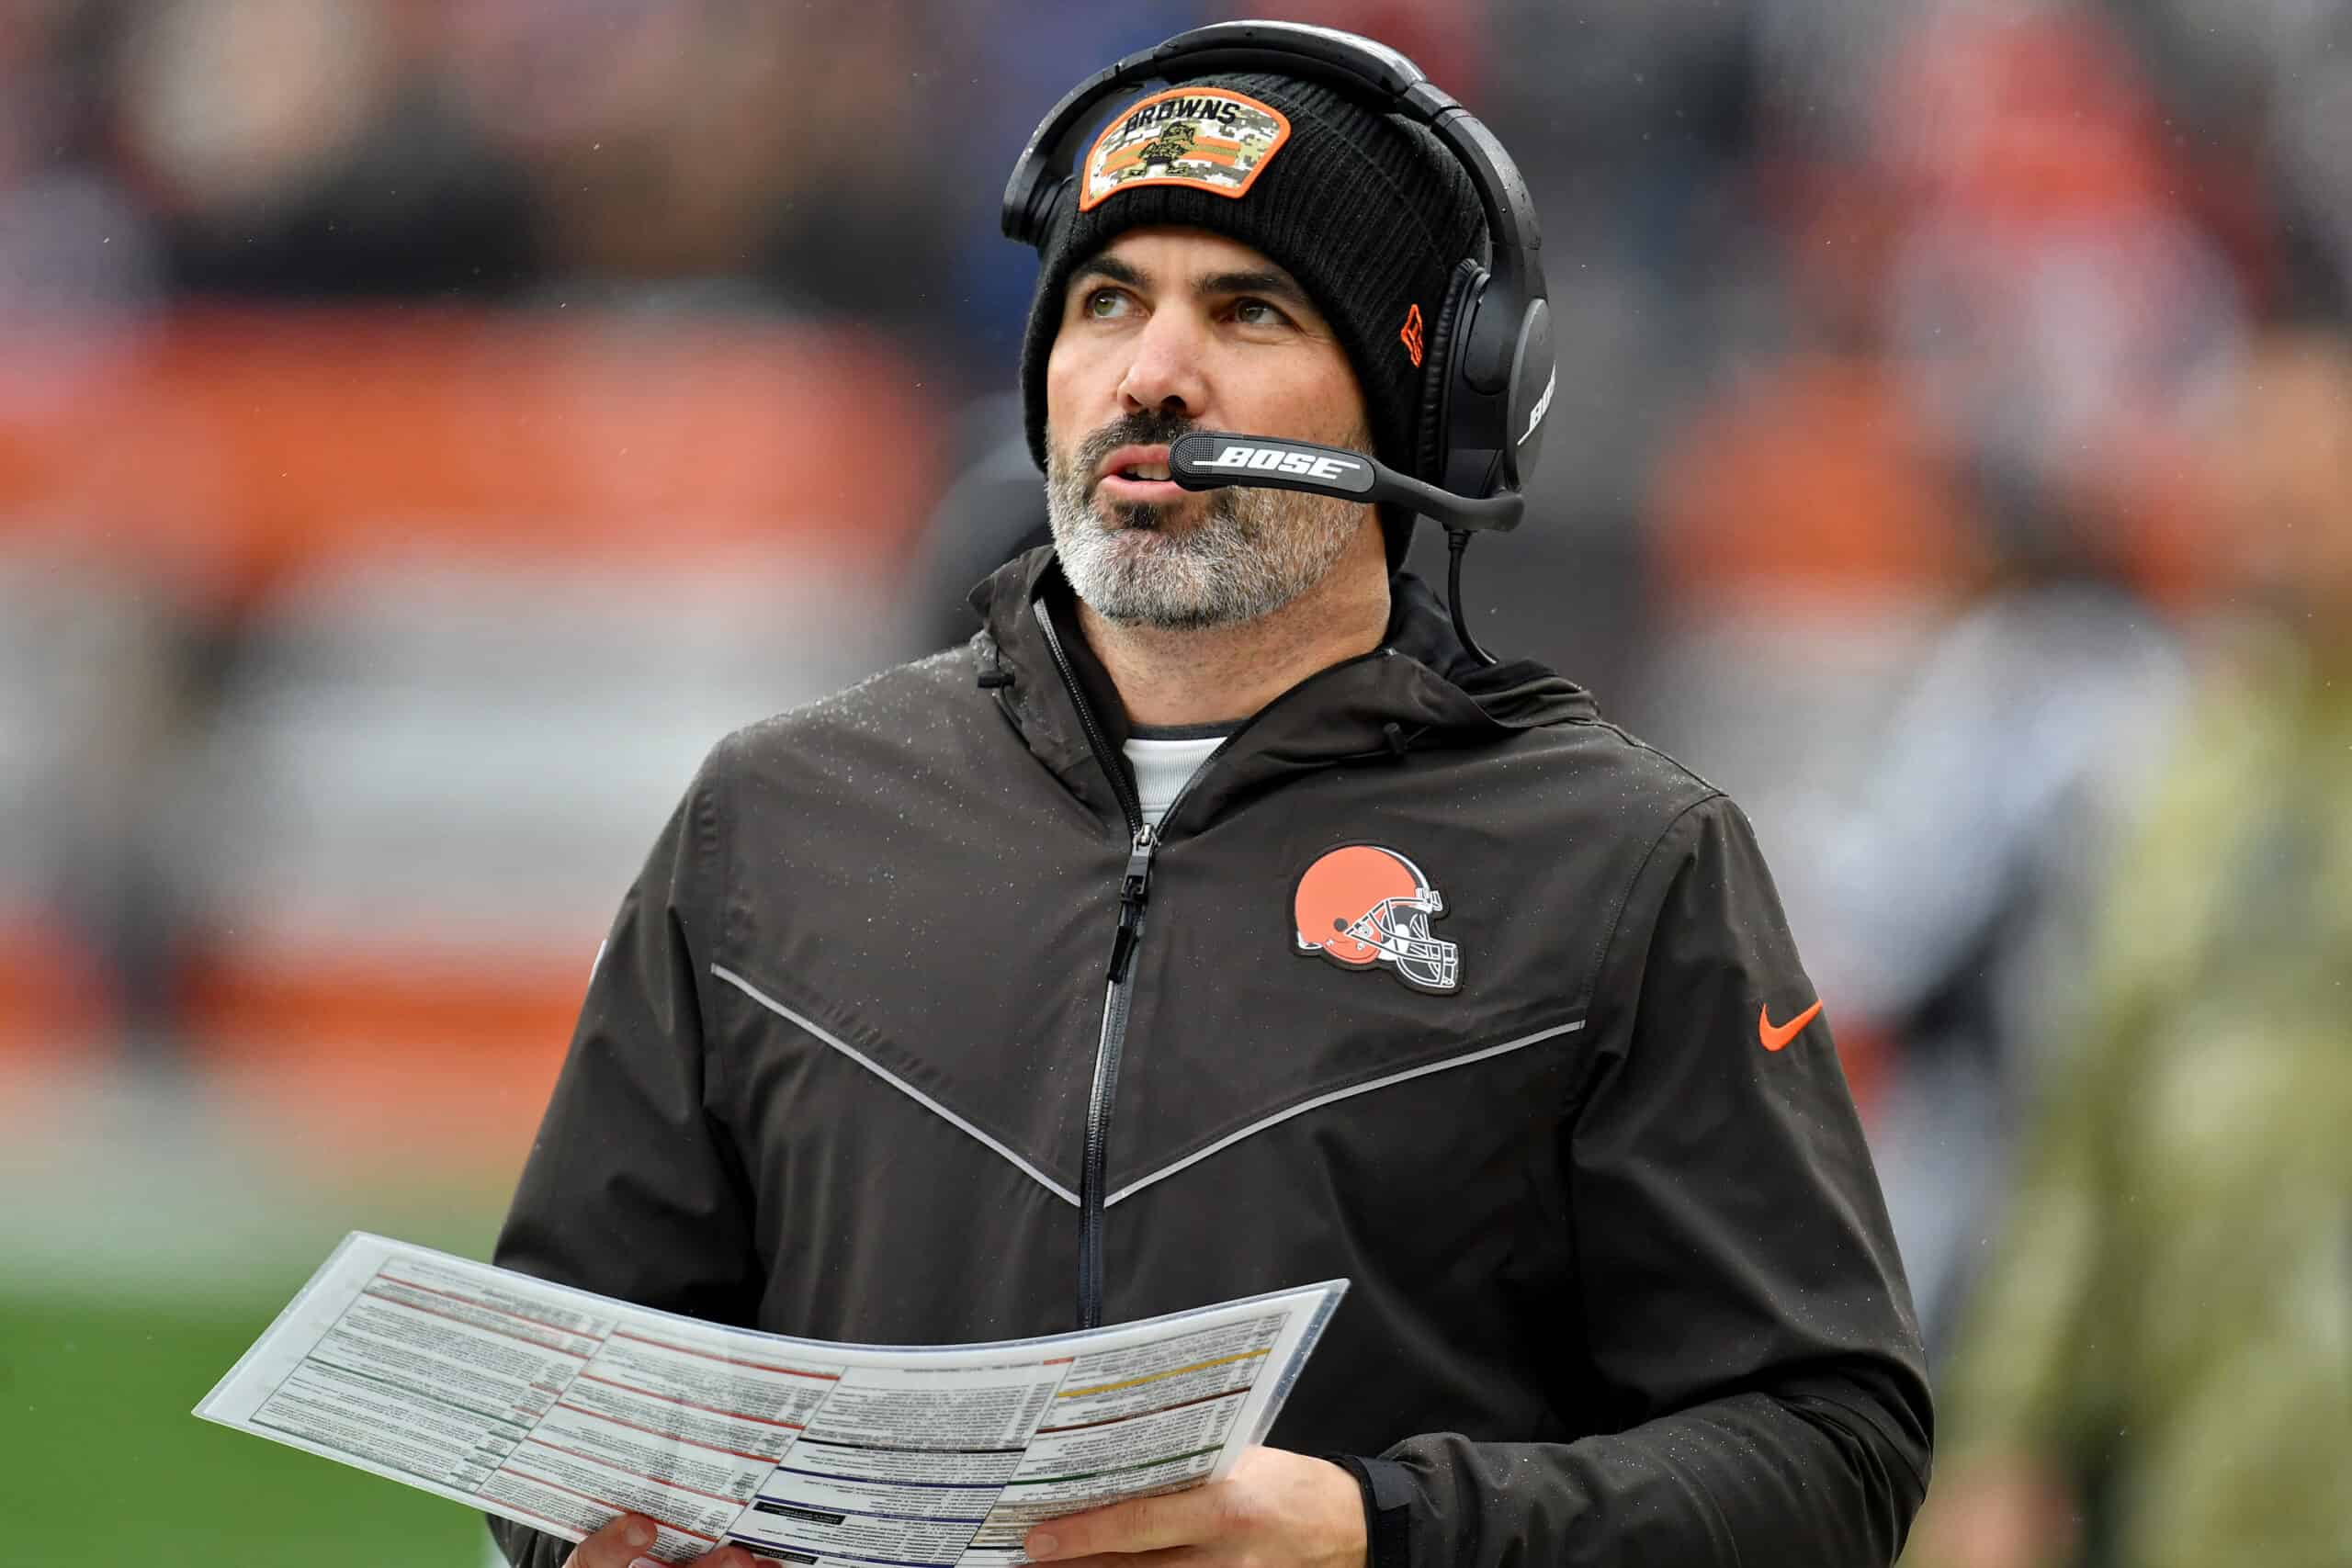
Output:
555 1514 784 1568
1027 1485 1235 1560
560 1512 661 1567
686 1546 787 1568
1042 1551 1205 1568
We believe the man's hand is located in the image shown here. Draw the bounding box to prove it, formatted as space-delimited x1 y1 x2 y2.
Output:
1905 1454 2079 1568
1023 1447 1368 1568
560 1512 786 1568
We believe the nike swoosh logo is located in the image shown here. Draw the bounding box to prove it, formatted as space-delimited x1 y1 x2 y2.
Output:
1758 999 1824 1053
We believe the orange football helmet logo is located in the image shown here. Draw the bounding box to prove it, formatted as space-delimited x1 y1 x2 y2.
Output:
1293 844 1460 994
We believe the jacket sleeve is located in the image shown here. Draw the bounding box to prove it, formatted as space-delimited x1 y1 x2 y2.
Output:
487 740 764 1568
1355 793 1934 1567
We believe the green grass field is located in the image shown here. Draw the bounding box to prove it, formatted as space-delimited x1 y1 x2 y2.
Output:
1 1150 520 1566
2 1292 503 1565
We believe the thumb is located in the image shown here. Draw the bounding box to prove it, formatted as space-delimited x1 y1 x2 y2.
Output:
561 1512 661 1567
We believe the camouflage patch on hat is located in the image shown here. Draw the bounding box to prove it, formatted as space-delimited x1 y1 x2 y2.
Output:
1079 86 1292 212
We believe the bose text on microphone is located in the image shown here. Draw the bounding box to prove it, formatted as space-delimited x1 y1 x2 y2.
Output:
1169 431 1525 534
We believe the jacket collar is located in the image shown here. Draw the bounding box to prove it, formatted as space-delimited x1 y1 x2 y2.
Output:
967 547 1596 830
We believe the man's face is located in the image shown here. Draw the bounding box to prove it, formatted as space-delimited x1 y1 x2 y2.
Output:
1043 226 1375 630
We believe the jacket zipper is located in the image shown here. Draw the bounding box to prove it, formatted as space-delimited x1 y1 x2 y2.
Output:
1081 825 1154 1325
1035 600 1147 1330
1033 600 1374 1328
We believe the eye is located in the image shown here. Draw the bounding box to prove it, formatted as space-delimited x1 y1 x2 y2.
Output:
1084 288 1132 320
1231 297 1292 327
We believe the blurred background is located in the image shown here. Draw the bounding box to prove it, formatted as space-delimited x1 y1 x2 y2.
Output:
1 1 2345 1563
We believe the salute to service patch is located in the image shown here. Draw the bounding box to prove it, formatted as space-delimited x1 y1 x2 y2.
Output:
1080 86 1293 211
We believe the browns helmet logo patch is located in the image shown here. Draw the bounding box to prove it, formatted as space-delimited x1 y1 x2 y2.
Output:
1293 844 1460 994
1080 86 1293 212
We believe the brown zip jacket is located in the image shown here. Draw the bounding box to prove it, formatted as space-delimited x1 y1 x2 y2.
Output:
491 548 1931 1567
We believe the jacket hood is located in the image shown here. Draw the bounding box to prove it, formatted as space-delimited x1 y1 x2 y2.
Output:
965 547 1595 827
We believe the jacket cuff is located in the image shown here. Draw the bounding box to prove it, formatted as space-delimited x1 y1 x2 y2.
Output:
1325 1454 1415 1568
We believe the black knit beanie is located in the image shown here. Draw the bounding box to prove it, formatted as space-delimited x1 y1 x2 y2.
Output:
1017 70 1487 573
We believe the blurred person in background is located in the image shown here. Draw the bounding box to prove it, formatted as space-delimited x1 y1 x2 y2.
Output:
441 0 960 327
1643 5 2241 1353
1788 5 2236 1354
1789 447 2189 1356
0 0 210 1061
111 0 539 297
1907 323 2352 1568
492 22 1931 1568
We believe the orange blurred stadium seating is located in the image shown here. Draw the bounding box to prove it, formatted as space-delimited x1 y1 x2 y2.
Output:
0 308 941 1166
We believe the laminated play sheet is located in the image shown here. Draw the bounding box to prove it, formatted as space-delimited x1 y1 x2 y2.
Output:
197 1233 1345 1565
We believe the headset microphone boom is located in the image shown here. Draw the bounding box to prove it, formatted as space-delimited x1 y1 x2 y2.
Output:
1170 430 1524 662
1169 431 1523 533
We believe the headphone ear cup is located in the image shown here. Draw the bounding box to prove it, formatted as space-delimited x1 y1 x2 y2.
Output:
1500 295 1554 490
1414 258 1487 483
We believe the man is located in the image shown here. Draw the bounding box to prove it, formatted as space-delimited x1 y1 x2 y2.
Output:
1910 326 2352 1568
492 40 1931 1568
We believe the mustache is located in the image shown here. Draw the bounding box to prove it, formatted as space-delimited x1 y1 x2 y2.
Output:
1076 409 1201 475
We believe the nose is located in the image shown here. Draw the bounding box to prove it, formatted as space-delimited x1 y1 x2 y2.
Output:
1116 309 1210 422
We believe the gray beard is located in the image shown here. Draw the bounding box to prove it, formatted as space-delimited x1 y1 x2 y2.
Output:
1044 434 1369 631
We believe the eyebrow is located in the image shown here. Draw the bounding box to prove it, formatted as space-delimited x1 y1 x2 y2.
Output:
1197 268 1314 313
1070 255 1317 315
1072 254 1147 293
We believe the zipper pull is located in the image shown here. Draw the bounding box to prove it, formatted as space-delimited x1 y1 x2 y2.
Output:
1106 825 1156 982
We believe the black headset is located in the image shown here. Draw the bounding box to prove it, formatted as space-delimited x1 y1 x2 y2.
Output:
1001 20 1555 513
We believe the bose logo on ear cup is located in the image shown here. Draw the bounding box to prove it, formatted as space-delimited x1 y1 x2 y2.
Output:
1519 367 1555 446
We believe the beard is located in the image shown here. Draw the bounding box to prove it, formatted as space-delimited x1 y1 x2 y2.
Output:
1044 411 1373 631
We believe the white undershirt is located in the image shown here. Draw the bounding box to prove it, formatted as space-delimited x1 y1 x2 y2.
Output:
1124 734 1227 829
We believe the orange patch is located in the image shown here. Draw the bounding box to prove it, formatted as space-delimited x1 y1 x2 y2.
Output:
1080 86 1293 212
1399 302 1425 367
